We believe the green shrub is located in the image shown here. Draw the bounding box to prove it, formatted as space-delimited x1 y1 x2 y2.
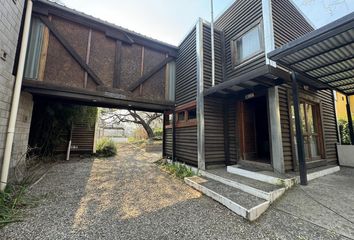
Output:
159 162 194 179
96 138 117 157
152 128 162 141
339 119 351 145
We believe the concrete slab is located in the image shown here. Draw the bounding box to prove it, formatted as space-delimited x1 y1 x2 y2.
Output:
274 167 354 239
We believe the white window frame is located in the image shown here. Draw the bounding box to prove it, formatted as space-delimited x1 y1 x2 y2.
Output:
231 20 264 68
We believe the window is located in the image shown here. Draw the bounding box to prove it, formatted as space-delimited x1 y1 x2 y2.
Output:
24 17 44 79
164 113 173 126
187 109 196 120
178 111 185 121
231 23 263 65
291 100 324 161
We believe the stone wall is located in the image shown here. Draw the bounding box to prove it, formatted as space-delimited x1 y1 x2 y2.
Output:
0 0 32 181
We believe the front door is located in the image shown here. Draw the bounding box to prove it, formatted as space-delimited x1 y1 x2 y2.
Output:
238 95 271 163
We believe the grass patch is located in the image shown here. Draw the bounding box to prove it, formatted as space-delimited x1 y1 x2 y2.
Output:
0 182 39 228
157 160 195 179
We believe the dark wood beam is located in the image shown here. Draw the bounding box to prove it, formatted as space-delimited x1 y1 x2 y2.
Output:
113 40 122 88
39 16 104 86
128 56 174 92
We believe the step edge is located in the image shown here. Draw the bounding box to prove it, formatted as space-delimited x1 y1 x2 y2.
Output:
227 166 285 186
199 170 271 201
185 177 249 218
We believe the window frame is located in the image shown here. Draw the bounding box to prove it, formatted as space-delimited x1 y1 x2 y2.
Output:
230 19 264 68
288 90 326 165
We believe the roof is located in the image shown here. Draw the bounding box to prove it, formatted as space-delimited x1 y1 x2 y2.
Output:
268 12 354 95
33 0 178 51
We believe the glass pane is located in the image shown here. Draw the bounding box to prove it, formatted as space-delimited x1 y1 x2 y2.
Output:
187 109 196 120
24 18 44 79
306 104 318 134
304 136 310 159
300 103 307 134
178 111 185 121
309 136 320 158
236 26 261 62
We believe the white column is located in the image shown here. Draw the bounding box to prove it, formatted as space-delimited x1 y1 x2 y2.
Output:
196 18 205 170
268 86 285 173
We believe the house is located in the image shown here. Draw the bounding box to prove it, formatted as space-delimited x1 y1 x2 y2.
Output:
1 0 353 221
163 0 339 174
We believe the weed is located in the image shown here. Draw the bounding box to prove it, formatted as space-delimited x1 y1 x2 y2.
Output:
0 182 38 228
96 138 117 157
158 161 195 179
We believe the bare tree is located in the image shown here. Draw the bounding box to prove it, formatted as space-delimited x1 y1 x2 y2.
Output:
101 109 162 141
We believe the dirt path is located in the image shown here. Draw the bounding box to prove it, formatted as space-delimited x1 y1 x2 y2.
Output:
0 144 349 239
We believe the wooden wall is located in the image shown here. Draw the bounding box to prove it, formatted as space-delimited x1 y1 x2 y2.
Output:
272 0 314 48
164 127 173 156
33 10 174 103
279 86 338 170
215 0 265 81
175 28 197 106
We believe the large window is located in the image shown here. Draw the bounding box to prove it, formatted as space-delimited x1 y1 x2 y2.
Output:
24 17 44 79
231 23 263 66
291 100 324 161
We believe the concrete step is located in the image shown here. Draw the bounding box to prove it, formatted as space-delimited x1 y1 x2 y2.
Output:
201 168 286 202
185 176 270 221
227 165 296 188
227 165 340 188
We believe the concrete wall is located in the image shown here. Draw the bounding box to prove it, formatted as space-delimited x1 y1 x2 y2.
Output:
0 0 33 181
337 145 354 168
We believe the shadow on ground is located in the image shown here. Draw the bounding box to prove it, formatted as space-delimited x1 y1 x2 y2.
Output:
0 144 352 240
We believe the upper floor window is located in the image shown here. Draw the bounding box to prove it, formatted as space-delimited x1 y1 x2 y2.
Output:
24 17 44 79
231 22 263 66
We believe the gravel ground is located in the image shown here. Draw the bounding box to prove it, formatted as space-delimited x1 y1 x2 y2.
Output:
0 144 351 240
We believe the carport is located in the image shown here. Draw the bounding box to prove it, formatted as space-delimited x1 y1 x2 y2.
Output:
268 12 354 185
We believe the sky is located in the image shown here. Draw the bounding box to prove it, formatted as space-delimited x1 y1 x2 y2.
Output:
58 0 354 46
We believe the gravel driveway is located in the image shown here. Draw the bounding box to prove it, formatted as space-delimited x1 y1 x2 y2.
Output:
0 144 351 240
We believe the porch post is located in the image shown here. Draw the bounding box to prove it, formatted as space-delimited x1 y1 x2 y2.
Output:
196 18 205 170
268 86 285 173
172 111 176 161
346 96 354 145
162 112 166 157
291 72 307 185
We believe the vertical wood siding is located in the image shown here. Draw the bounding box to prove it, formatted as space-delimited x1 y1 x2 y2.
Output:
272 0 314 48
215 0 265 81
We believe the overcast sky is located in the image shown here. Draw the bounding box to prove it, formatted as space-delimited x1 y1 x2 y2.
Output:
58 0 354 46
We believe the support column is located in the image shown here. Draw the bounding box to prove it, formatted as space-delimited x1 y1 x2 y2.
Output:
291 73 307 185
223 103 230 165
196 18 205 170
346 96 354 145
172 112 176 161
268 86 285 173
162 112 166 157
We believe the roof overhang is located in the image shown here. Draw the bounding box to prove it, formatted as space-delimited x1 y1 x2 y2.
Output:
268 12 354 96
204 65 289 98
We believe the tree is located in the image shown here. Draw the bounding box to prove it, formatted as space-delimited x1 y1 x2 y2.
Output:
101 109 162 141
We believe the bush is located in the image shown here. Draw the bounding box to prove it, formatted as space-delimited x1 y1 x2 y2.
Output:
339 119 351 145
153 128 163 141
96 138 117 157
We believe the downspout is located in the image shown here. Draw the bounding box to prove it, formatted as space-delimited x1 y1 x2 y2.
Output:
1 0 33 191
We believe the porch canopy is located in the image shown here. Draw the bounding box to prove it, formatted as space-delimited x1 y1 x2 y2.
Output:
268 12 354 185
